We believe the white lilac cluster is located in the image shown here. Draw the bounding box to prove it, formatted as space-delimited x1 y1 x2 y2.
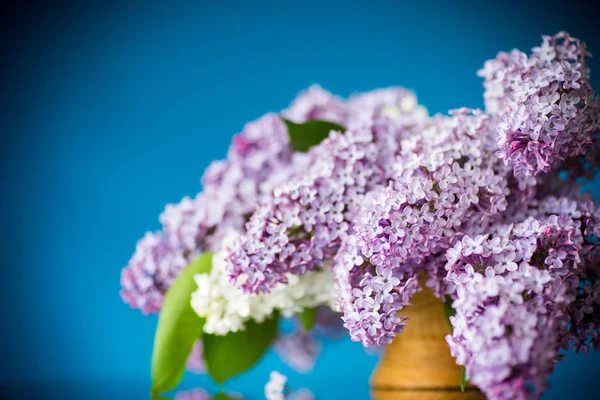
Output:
223 33 600 399
265 371 315 400
191 232 334 335
226 89 428 293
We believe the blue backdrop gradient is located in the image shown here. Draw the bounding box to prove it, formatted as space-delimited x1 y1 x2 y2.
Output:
1 1 599 399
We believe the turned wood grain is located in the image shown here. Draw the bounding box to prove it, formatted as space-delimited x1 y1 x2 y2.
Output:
370 390 485 400
370 286 473 391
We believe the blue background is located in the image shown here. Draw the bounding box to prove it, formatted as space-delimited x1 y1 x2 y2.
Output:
2 1 599 399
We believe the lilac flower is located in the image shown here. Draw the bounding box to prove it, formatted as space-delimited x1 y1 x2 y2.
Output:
333 110 509 346
282 84 348 125
312 306 346 338
275 331 321 373
444 200 600 399
479 32 600 178
186 339 206 374
175 388 211 400
226 90 428 293
122 86 352 313
119 32 600 400
120 232 189 314
287 389 315 400
160 113 300 254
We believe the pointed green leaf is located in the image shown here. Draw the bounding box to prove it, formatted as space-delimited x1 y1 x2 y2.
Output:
460 366 467 392
151 253 213 395
282 117 345 152
203 313 279 384
298 307 318 331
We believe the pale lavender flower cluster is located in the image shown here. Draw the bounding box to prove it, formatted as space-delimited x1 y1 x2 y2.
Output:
274 330 321 373
221 33 600 399
445 200 600 399
282 84 348 125
226 89 428 293
160 112 305 255
185 339 206 374
175 388 211 400
479 32 600 178
121 31 600 398
334 110 510 345
121 86 347 314
121 86 349 377
120 232 190 315
273 307 344 373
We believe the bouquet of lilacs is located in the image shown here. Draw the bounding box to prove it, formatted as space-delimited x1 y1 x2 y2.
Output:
223 32 600 400
120 85 422 395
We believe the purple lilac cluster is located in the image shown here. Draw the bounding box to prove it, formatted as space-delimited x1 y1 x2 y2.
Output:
160 112 306 255
120 232 190 315
121 87 347 314
273 306 344 373
274 330 321 373
175 388 211 400
121 31 600 398
282 84 348 125
120 86 350 377
185 339 206 374
334 110 510 346
479 32 600 179
226 89 428 293
445 198 600 399
221 33 599 399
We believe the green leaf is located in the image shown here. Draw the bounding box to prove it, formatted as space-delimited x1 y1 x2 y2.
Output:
282 117 346 152
212 394 237 400
443 295 456 330
298 307 318 331
151 253 213 395
460 366 467 392
203 312 280 384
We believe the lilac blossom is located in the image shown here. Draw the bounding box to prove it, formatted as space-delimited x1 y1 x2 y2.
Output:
119 32 600 400
334 109 509 346
161 86 347 255
445 199 600 399
122 86 348 312
275 330 321 373
479 32 600 178
160 113 302 254
120 232 190 314
226 89 428 293
186 339 206 374
175 388 211 400
282 84 348 125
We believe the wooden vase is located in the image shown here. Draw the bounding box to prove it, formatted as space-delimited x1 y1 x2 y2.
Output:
370 286 484 400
